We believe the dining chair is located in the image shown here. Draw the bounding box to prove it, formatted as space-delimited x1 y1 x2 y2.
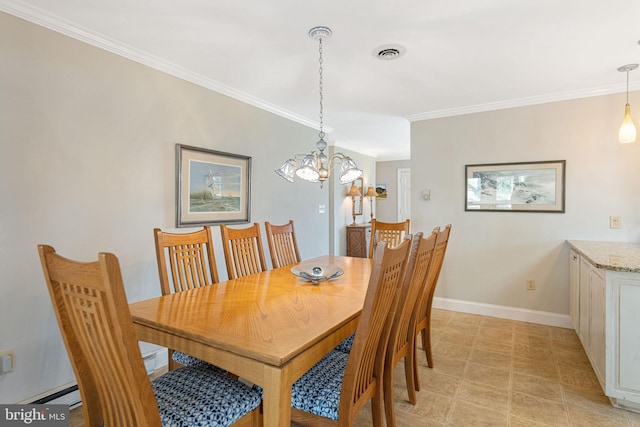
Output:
154 226 223 371
383 231 437 427
368 218 411 258
333 232 413 354
289 239 411 426
413 224 452 384
38 245 262 427
220 223 268 279
264 220 301 268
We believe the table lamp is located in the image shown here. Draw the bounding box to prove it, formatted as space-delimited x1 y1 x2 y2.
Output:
346 183 362 225
364 186 377 222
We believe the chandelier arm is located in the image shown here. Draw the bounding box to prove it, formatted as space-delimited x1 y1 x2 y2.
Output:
325 153 347 169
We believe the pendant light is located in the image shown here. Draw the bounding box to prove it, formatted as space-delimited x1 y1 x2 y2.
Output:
618 64 638 144
275 26 363 188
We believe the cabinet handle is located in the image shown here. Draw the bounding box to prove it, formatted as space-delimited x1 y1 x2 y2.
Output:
572 255 578 260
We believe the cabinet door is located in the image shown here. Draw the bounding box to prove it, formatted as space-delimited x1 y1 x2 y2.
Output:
347 226 370 258
589 268 606 383
569 249 580 331
578 257 592 348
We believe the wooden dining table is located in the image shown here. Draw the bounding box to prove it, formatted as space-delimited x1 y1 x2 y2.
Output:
129 255 372 426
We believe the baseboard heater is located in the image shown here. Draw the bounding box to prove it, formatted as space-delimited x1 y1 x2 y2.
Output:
25 383 82 409
31 385 80 407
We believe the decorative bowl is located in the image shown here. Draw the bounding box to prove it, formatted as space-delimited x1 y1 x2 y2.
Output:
290 264 344 285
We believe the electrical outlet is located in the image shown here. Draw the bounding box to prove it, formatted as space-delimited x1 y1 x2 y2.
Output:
527 280 536 290
610 215 622 229
0 350 14 373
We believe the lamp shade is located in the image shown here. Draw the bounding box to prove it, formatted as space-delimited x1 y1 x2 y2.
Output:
346 183 362 198
275 159 297 182
364 186 377 198
619 103 637 143
295 155 320 182
339 158 363 184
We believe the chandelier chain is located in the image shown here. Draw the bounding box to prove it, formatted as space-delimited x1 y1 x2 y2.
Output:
318 37 324 138
274 26 363 187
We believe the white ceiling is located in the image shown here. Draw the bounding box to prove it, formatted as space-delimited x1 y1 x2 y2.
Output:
3 0 640 160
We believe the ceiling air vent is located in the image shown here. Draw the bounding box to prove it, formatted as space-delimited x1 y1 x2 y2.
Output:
372 44 406 61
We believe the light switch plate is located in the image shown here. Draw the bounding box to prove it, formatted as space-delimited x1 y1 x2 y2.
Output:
610 215 621 229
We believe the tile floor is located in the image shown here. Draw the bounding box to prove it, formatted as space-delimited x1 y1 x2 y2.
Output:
70 309 640 426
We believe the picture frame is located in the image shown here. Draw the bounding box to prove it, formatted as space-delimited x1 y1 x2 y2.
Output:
176 144 251 227
375 183 387 200
465 160 565 213
353 177 363 215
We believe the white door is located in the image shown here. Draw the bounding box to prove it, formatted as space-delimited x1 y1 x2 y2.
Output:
397 168 411 222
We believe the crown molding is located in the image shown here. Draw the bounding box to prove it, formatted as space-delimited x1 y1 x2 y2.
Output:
406 83 640 122
0 0 331 132
3 0 636 129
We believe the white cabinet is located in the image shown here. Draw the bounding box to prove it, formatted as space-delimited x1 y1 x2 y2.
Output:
575 255 605 381
577 256 591 347
569 249 580 331
569 243 640 413
588 267 605 382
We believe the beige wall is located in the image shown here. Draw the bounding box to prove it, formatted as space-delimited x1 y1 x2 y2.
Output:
0 12 374 403
375 159 411 222
411 93 640 317
329 146 376 256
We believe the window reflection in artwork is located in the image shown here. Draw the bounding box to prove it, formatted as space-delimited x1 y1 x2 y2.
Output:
465 161 565 213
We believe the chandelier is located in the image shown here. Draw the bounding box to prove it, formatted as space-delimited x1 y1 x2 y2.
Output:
275 26 363 188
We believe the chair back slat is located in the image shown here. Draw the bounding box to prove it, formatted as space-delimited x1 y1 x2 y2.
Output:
220 223 268 279
154 227 219 295
265 220 301 268
339 239 411 423
38 245 161 427
369 219 411 258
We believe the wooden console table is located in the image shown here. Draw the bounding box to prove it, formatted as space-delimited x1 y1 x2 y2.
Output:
346 224 371 258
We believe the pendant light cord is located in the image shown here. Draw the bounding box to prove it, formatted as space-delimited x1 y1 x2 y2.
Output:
625 70 629 104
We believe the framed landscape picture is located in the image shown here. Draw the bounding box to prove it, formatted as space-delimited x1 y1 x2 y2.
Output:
375 183 387 200
465 160 565 213
176 144 251 227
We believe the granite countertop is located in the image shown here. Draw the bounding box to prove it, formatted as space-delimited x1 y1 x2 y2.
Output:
567 240 640 273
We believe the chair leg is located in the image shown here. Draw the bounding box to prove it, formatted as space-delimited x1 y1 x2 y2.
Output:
424 322 434 369
413 331 421 391
168 349 179 371
371 387 385 427
404 352 417 405
383 359 396 427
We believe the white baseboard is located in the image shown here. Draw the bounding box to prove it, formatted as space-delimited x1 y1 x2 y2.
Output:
432 297 573 329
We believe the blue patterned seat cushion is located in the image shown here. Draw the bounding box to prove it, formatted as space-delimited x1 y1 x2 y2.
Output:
172 351 226 375
152 366 261 426
334 333 354 354
290 349 350 420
